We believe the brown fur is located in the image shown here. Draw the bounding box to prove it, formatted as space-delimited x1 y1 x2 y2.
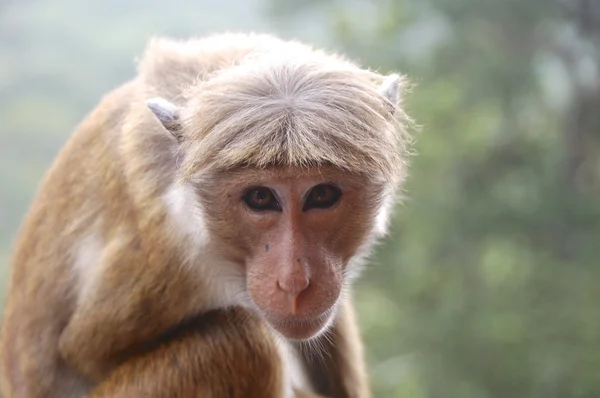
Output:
0 32 411 398
298 298 370 397
87 308 284 398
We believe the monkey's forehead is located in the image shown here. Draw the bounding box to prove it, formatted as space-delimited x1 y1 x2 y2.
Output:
201 165 377 186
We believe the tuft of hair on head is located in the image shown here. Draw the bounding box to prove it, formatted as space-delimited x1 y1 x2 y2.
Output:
176 54 413 186
136 33 414 188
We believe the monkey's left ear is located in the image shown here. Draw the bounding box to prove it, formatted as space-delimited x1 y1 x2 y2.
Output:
379 74 402 116
147 97 183 143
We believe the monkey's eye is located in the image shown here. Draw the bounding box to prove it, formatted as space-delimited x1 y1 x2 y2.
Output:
243 187 281 211
303 184 342 211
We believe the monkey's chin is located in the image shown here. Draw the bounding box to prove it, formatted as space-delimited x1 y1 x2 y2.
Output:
265 312 333 341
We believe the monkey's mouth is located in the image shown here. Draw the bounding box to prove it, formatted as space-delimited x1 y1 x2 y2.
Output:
265 310 333 341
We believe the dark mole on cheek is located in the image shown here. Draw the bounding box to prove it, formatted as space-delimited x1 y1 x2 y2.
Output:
265 244 270 252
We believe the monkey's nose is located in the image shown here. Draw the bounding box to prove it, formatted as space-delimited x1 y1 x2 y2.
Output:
276 273 310 313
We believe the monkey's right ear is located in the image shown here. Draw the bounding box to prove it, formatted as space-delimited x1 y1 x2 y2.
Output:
147 98 183 142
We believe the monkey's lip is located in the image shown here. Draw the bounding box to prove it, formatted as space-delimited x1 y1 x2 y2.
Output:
264 311 332 341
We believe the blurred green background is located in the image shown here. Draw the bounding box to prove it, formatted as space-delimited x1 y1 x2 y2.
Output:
2 0 600 397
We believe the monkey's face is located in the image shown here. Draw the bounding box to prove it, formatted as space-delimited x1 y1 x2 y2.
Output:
199 166 383 340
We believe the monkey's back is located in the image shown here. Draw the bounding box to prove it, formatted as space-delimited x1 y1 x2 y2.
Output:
0 80 140 397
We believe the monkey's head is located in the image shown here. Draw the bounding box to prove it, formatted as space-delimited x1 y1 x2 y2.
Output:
146 48 411 340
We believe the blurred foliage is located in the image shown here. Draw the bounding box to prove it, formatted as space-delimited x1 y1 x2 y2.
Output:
2 0 600 397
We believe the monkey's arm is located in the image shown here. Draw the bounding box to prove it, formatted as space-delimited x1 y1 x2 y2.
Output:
300 299 371 398
86 308 287 398
87 308 322 398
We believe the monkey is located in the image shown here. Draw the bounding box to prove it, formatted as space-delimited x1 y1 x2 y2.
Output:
0 32 411 398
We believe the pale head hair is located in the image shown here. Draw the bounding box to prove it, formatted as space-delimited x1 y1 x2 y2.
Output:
141 33 413 186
